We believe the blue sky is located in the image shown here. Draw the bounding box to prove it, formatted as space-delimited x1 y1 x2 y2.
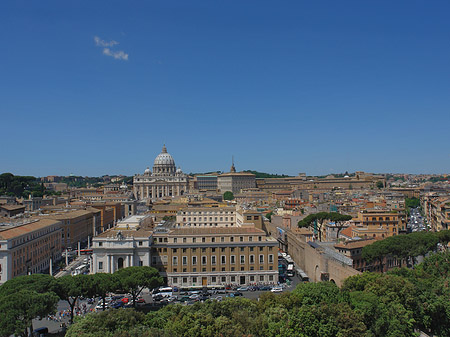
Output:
1 1 450 177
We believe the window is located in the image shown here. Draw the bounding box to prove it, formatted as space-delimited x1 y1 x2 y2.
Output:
231 267 235 271
250 255 255 264
183 238 187 243
230 237 234 242
212 237 215 243
259 247 263 251
211 256 216 265
259 255 264 263
98 242 103 247
269 254 274 263
193 238 196 243
221 237 225 242
249 236 253 242
192 256 197 265
212 248 216 252
98 261 103 269
202 248 206 253
139 260 143 267
202 267 206 272
139 241 143 246
192 277 197 283
173 256 178 266
250 247 254 252
202 256 207 265
247 216 252 220
250 275 255 282
260 275 264 282
173 277 178 284
240 255 245 264
192 248 197 252
183 277 188 284
202 237 206 243
182 256 187 265
221 256 226 264
212 276 216 283
172 248 178 253
231 255 236 264
240 247 244 252
221 276 226 282
240 236 244 242
231 247 235 252
182 248 187 253
231 276 236 282
174 238 177 243
258 236 262 241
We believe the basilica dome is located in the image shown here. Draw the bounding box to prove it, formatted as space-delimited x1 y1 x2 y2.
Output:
153 145 176 176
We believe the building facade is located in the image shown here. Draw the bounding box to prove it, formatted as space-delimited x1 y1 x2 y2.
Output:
0 218 62 284
217 164 256 195
91 221 278 287
133 145 189 200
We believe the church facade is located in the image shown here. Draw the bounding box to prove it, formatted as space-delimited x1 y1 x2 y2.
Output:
133 145 189 200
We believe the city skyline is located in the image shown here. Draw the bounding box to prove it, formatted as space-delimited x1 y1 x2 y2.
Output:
2 1 450 176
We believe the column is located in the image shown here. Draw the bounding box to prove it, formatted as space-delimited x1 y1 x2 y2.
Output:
130 255 134 266
152 186 155 199
107 255 111 273
110 256 115 273
140 186 144 199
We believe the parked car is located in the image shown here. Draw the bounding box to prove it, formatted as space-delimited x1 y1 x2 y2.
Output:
271 287 283 293
260 286 272 291
236 286 248 292
233 291 243 296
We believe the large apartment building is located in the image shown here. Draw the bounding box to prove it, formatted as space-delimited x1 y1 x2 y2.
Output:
91 214 278 287
0 218 62 284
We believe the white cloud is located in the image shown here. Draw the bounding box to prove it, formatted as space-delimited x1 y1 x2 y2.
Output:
94 36 128 61
102 48 129 61
94 36 118 47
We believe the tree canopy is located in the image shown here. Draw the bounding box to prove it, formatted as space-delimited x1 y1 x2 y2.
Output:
298 212 352 241
223 191 234 200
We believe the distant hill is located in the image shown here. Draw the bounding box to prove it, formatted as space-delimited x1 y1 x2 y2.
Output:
243 170 291 178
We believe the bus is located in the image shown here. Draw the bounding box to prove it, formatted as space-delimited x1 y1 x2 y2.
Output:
152 287 173 299
79 249 93 255
287 264 295 277
296 268 309 282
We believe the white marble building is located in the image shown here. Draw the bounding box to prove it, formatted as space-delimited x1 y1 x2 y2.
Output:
133 145 189 201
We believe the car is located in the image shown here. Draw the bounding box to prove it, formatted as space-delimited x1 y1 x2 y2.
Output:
271 287 283 293
178 295 190 302
121 297 129 304
260 286 272 291
136 297 145 304
189 294 200 300
110 301 124 309
236 286 248 292
233 291 243 296
213 296 223 302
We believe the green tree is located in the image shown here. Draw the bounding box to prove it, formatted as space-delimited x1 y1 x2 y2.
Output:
54 274 94 323
376 181 384 189
65 308 148 337
88 273 119 311
223 191 234 200
298 212 351 242
265 211 273 221
0 275 59 337
114 266 163 307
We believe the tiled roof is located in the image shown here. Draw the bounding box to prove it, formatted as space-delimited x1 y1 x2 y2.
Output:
168 227 265 235
335 239 376 250
0 218 61 240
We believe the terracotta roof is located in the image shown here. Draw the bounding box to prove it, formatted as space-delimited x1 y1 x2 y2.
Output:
48 209 94 219
0 204 25 211
339 226 355 238
335 239 376 250
0 218 61 240
168 226 266 235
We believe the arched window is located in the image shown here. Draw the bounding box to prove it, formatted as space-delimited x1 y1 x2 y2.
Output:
118 257 124 269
